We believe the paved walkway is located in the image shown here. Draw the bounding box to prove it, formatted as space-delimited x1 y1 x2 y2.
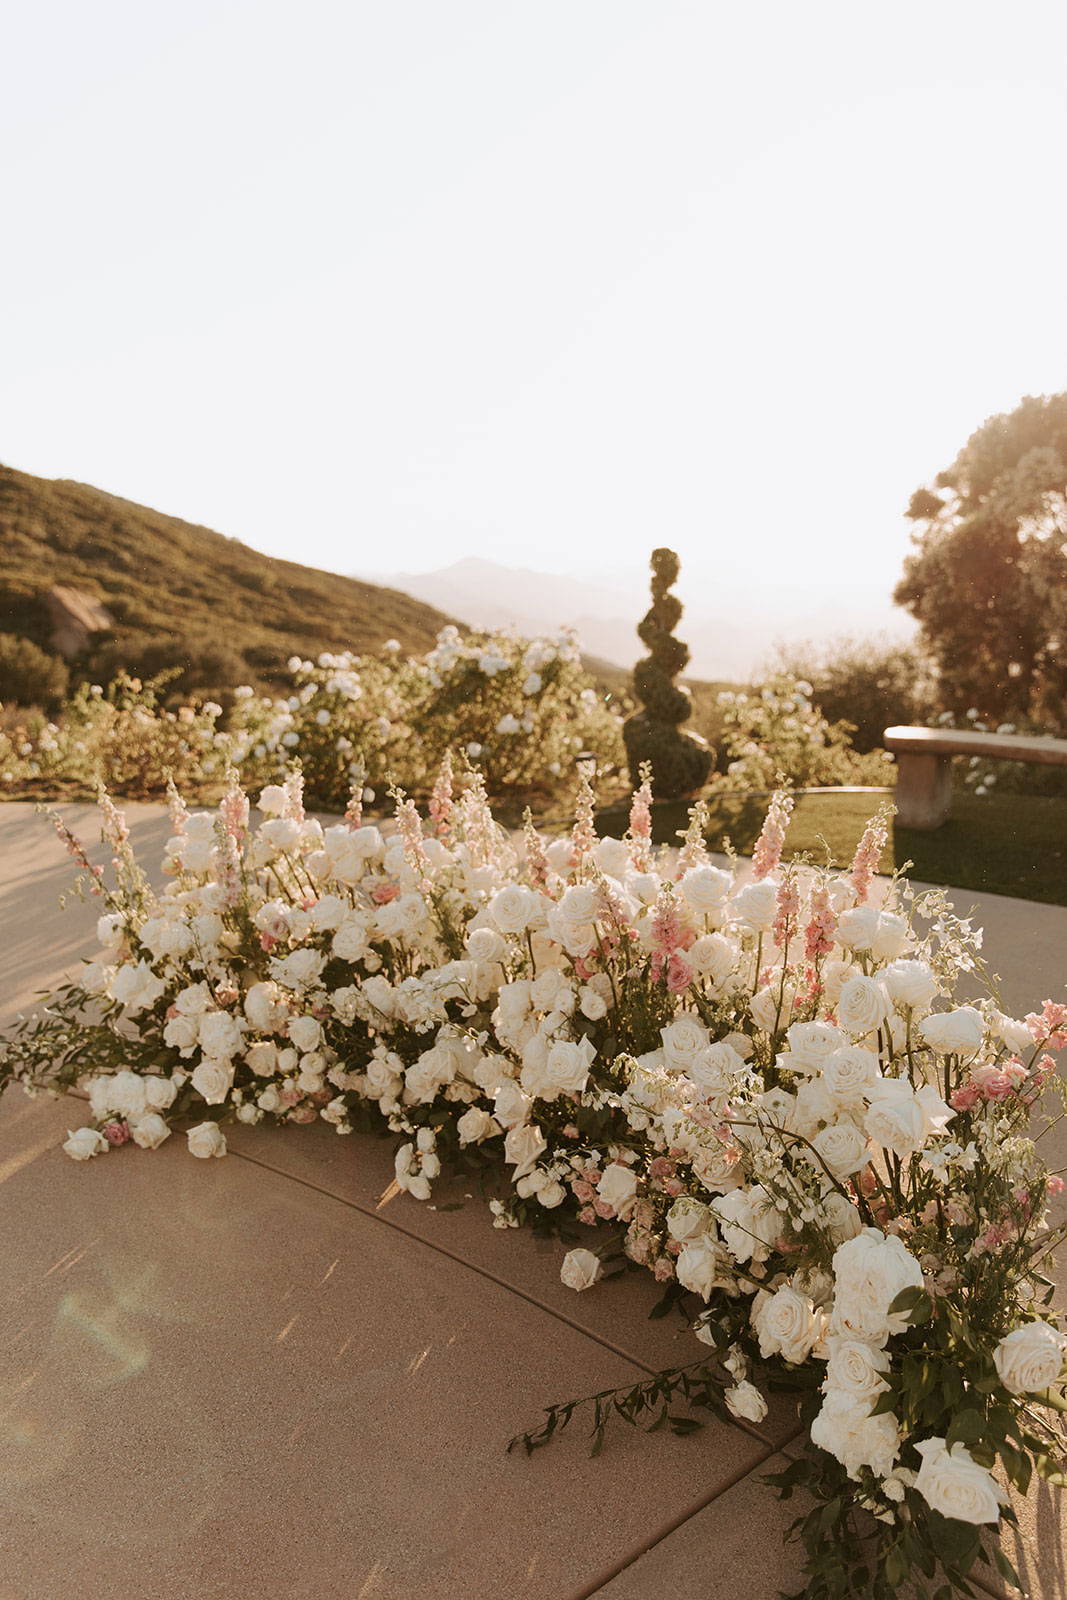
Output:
1 803 1064 1599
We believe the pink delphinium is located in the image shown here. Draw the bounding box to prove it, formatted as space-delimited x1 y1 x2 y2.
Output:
523 808 550 891
772 874 801 951
48 810 105 896
627 770 653 872
166 776 190 835
428 749 454 838
804 881 837 961
649 883 694 989
344 766 366 831
1026 1000 1067 1052
751 790 794 881
283 769 306 823
395 795 432 890
849 803 892 905
569 771 597 870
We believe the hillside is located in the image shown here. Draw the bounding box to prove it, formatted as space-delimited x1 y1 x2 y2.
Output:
0 465 456 690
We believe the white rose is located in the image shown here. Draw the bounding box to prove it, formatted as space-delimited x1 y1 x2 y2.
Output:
466 926 507 964
287 1015 322 1053
812 1120 869 1179
991 1011 1035 1054
96 912 125 950
864 1079 953 1158
456 1106 500 1146
130 1113 171 1150
752 1284 821 1364
597 1162 639 1218
882 959 938 1011
667 1198 716 1242
821 1047 880 1105
823 1335 890 1403
543 1038 595 1098
579 986 608 1021
560 1248 603 1292
713 1185 781 1263
730 879 778 932
198 1010 244 1060
493 1080 533 1130
871 912 909 962
107 1069 148 1120
820 1189 863 1243
993 1321 1067 1394
837 976 888 1039
488 884 535 936
689 1040 747 1099
918 1006 984 1055
831 1228 923 1344
63 1127 108 1161
676 1235 724 1300
503 1123 546 1178
143 1075 178 1112
244 980 286 1033
257 784 288 816
536 1180 566 1209
191 1058 235 1106
679 865 732 919
836 905 880 951
786 1021 845 1075
811 1389 900 1481
660 1015 710 1074
725 1381 768 1424
687 933 737 984
591 836 631 877
187 1122 227 1159
914 1438 1008 1525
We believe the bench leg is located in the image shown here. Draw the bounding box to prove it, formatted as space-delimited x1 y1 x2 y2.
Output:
894 753 953 830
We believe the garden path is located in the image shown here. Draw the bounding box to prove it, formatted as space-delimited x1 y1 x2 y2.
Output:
0 802 1063 1599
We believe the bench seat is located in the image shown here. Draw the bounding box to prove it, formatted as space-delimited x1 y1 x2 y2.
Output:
883 725 1067 829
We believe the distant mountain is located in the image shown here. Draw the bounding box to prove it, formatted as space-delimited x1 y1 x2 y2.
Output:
386 555 758 679
0 465 457 689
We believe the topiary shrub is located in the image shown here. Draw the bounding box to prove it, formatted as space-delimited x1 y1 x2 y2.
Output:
622 548 711 798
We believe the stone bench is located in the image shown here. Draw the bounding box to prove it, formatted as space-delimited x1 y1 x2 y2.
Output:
883 725 1067 829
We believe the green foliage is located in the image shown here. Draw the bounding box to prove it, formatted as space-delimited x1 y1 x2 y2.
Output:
0 632 68 709
623 548 712 798
770 636 936 753
87 631 251 702
895 393 1067 727
0 462 455 690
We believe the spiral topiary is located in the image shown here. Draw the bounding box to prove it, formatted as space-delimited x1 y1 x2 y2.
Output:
622 548 711 799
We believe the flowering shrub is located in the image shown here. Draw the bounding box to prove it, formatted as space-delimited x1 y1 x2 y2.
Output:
3 767 1065 1596
0 674 230 796
1 630 625 808
930 708 1067 801
713 676 894 791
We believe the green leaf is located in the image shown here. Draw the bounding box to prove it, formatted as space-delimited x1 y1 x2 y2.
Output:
946 1408 984 1450
888 1285 927 1315
993 1545 1022 1588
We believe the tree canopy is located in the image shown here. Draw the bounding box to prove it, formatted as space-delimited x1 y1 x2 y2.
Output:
895 394 1067 725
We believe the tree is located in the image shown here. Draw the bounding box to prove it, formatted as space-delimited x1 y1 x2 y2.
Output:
0 633 69 709
623 548 711 797
895 394 1067 725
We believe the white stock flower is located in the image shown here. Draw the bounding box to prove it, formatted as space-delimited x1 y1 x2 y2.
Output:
560 1248 603 1292
993 1321 1067 1394
914 1438 1008 1525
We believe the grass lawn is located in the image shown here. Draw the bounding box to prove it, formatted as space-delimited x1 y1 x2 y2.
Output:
592 789 1067 907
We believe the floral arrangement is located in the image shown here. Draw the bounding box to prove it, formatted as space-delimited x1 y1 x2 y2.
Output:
3 769 1065 1598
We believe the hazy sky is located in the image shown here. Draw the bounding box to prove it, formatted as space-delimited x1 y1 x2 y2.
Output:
4 2 1067 646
